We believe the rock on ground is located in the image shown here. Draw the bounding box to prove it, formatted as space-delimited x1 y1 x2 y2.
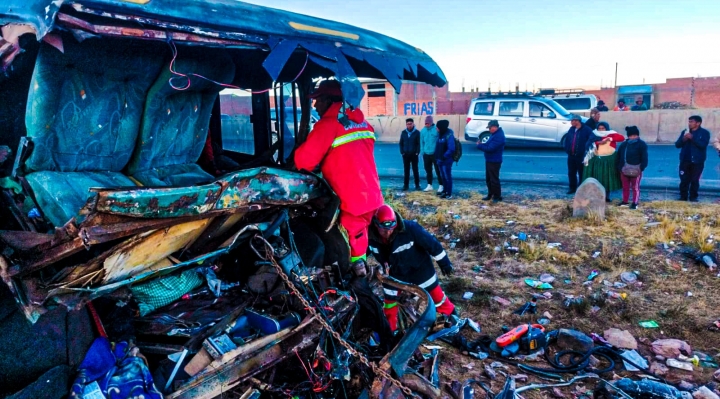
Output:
573 178 606 219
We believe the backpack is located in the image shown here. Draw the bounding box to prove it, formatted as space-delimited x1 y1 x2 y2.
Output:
452 136 462 163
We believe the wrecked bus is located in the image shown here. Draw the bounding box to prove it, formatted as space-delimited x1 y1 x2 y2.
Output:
0 0 447 398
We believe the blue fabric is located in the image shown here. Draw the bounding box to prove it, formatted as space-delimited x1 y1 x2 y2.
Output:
130 163 213 187
564 125 594 159
438 162 453 195
477 127 506 163
71 340 162 399
675 127 710 164
127 49 235 186
25 171 135 227
24 36 163 173
434 129 455 164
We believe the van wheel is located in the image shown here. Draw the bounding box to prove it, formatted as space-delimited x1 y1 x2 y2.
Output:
478 132 491 145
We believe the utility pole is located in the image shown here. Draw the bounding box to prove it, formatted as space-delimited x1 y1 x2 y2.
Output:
614 62 618 88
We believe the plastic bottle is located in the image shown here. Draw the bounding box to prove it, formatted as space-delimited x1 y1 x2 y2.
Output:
594 378 692 399
606 290 627 300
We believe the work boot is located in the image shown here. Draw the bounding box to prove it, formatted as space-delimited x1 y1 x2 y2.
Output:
352 259 368 277
482 195 492 201
423 184 433 192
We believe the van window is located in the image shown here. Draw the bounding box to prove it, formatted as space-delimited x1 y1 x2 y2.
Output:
219 90 254 155
498 101 524 117
529 101 554 118
553 98 591 111
473 101 495 116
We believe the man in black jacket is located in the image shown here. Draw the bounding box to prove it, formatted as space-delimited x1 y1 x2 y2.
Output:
399 118 421 190
675 115 711 201
564 115 594 194
368 204 455 332
586 108 600 130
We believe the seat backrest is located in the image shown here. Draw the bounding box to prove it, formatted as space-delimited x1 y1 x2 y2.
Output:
24 35 164 173
126 48 235 175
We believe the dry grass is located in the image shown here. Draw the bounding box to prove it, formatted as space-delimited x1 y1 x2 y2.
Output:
383 190 720 386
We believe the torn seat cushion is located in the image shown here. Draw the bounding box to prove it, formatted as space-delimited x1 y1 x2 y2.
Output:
23 35 164 173
127 48 236 186
25 171 135 227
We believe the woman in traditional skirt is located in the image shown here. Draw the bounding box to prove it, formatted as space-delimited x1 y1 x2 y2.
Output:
582 122 625 202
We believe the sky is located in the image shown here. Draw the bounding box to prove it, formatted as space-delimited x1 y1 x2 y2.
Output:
243 0 720 92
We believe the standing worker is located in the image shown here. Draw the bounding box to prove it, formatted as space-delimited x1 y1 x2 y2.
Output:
399 118 421 191
368 204 456 332
295 80 383 276
435 120 456 199
477 120 506 202
674 115 710 202
564 115 594 194
420 116 443 193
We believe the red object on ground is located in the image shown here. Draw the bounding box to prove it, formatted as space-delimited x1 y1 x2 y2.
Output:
496 324 545 347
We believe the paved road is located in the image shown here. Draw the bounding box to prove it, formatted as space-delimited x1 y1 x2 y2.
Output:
375 143 720 194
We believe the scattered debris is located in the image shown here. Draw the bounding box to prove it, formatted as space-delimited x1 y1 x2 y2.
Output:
693 386 720 399
587 270 599 281
547 243 562 249
484 365 497 380
678 381 696 391
525 279 553 290
556 329 594 352
552 387 566 398
667 358 694 371
604 328 638 349
650 362 670 376
621 349 649 371
492 296 512 306
652 339 692 358
539 273 556 283
463 292 474 300
543 311 553 320
640 320 660 329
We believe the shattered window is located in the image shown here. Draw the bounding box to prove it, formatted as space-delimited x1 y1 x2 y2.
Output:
219 89 254 155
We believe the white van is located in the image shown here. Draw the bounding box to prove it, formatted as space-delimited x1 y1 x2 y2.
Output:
539 90 597 113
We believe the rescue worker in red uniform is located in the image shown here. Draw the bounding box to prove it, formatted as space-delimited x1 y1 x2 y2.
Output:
367 204 456 332
295 80 383 276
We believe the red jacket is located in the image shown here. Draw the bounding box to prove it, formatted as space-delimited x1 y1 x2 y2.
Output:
295 103 383 216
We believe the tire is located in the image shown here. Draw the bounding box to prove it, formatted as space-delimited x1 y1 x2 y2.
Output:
560 133 568 149
478 132 491 145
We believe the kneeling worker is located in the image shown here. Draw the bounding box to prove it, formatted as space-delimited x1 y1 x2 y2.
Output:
368 204 456 332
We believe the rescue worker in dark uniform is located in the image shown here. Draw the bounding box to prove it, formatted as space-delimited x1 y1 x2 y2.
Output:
367 204 456 332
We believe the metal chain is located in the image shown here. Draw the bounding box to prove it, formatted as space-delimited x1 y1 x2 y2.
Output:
255 235 417 398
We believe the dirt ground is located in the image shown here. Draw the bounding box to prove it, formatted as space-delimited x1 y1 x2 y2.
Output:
382 186 720 397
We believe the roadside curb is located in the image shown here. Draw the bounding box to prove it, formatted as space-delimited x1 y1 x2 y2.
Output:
377 170 720 194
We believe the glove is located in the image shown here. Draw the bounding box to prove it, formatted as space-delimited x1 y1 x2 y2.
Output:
440 263 454 276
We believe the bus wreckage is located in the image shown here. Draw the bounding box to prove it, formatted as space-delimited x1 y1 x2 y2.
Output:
0 0 447 397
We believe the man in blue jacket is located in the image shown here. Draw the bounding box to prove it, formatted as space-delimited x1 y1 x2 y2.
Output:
399 118 421 191
434 120 456 199
477 120 506 202
675 115 711 201
564 115 594 194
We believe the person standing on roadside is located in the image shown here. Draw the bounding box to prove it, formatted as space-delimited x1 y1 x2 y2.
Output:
631 97 648 111
710 132 720 156
586 108 601 130
564 115 594 194
615 126 648 209
399 118 421 191
596 100 609 112
675 115 710 201
435 119 455 199
477 120 506 202
613 99 630 111
420 116 443 193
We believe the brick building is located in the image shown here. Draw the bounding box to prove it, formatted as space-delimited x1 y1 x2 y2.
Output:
361 75 720 116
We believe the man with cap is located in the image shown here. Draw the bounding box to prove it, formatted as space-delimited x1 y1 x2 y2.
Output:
434 119 456 199
477 120 506 202
420 116 443 193
596 100 609 112
368 204 456 333
613 99 630 111
564 115 594 194
295 79 383 277
631 97 648 111
675 115 711 202
399 118 421 191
